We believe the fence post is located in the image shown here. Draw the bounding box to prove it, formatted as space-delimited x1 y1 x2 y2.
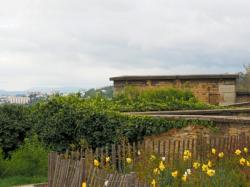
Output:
80 158 86 187
127 172 136 187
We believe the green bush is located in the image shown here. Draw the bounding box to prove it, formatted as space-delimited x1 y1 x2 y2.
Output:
0 104 31 156
0 135 48 178
29 95 213 150
0 88 215 154
114 86 212 111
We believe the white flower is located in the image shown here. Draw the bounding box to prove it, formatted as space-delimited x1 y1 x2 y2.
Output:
184 172 188 177
137 150 141 156
187 169 191 175
104 180 109 186
161 157 166 161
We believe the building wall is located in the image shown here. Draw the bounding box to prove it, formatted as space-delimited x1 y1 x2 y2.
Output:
236 93 250 103
114 79 236 105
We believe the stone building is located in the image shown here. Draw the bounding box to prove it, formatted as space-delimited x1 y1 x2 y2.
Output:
110 74 239 105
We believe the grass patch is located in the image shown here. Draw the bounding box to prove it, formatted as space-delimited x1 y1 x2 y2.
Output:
0 176 47 187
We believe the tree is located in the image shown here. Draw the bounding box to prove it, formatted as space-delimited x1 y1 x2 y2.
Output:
237 64 250 92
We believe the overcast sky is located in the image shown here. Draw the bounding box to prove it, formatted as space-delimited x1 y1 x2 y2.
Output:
1 0 250 90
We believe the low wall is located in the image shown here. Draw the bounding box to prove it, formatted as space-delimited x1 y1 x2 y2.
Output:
141 114 250 143
129 108 250 117
236 92 250 103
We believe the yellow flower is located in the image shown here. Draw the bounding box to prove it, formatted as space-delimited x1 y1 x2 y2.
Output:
235 149 241 156
183 155 189 161
240 157 246 166
244 147 248 153
207 161 212 168
159 161 166 171
193 162 200 169
218 152 224 158
202 164 208 172
211 148 216 155
126 157 132 164
184 150 192 158
153 168 160 175
182 175 187 182
151 179 156 187
207 169 215 177
247 161 250 167
94 159 100 167
105 157 110 162
150 155 156 161
171 170 178 178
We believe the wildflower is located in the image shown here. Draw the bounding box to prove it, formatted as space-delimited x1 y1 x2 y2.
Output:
247 161 250 167
218 152 224 158
186 169 191 175
184 150 192 157
153 168 160 175
211 148 216 155
159 161 166 171
171 170 178 178
161 157 166 161
244 147 248 153
240 157 246 166
151 179 156 187
202 164 208 172
104 180 109 186
105 157 110 162
182 175 187 182
126 157 132 164
183 155 189 161
207 160 212 168
235 149 241 156
150 155 156 161
94 159 100 167
207 169 215 177
193 162 200 169
137 150 141 156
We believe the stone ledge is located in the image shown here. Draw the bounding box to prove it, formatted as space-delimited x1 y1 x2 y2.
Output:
127 108 250 116
148 114 250 124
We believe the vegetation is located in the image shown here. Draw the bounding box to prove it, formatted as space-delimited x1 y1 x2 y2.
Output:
0 87 215 185
114 86 212 112
91 147 250 186
30 94 213 151
0 135 48 186
237 64 250 92
0 88 214 156
0 176 47 187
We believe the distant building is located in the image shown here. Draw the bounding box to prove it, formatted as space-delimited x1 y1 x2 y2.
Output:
7 96 31 104
110 74 239 105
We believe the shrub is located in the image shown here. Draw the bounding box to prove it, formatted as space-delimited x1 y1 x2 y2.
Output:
1 135 48 177
30 95 213 150
114 86 212 111
0 104 31 156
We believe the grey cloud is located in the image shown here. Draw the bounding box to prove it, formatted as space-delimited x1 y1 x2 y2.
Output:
0 0 250 90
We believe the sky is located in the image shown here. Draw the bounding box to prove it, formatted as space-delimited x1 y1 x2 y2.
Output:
0 0 250 91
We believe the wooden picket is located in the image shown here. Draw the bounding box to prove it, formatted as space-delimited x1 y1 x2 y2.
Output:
48 133 250 187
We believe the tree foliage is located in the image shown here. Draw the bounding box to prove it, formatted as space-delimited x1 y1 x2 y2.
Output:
0 88 214 155
237 64 250 92
0 104 31 156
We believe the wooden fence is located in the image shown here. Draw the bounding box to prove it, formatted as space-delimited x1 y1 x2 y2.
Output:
48 134 250 187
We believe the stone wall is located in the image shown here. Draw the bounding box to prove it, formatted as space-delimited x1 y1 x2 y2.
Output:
114 78 236 105
236 92 250 103
143 115 250 143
